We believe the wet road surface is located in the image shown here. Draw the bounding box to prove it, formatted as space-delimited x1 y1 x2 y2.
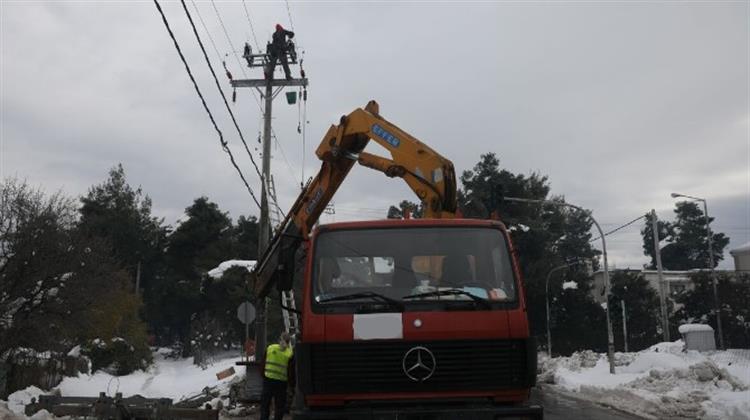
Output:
531 385 644 419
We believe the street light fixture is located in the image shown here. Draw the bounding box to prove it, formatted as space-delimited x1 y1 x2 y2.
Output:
670 192 724 349
545 260 588 357
503 196 616 374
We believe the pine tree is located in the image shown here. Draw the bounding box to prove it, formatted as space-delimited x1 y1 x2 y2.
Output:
641 201 729 270
672 272 750 348
608 271 662 351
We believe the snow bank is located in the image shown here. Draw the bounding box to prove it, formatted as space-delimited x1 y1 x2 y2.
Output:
540 341 750 419
561 281 578 290
57 349 240 400
207 260 256 279
3 349 243 418
7 386 46 415
678 323 714 334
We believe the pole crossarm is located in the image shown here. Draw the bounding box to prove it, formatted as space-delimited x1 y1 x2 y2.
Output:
231 78 309 88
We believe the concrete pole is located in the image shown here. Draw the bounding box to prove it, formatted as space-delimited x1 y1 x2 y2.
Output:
621 299 628 353
651 210 669 342
703 200 725 350
135 260 142 295
589 216 616 374
546 271 553 357
255 82 274 358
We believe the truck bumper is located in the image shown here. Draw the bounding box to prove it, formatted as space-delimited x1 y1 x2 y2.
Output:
292 403 543 420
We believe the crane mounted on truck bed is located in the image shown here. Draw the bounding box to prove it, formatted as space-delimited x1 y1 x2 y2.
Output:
253 100 457 298
252 100 542 420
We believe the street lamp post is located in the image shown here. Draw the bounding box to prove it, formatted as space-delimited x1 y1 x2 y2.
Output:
503 196 616 374
670 193 724 349
546 261 586 357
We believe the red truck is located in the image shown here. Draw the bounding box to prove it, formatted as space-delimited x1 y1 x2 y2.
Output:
253 101 542 419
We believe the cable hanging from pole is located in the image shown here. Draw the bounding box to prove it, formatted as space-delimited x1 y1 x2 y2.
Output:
153 0 260 210
284 0 295 32
241 0 261 51
181 0 263 182
210 0 264 112
189 0 223 65
590 214 647 243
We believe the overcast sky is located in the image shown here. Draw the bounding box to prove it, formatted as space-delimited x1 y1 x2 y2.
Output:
1 1 748 269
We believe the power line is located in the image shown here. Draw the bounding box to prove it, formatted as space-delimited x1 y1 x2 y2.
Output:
209 0 265 112
591 214 647 243
271 133 301 192
181 0 263 182
153 0 260 210
241 0 261 51
188 0 223 65
208 0 302 208
284 0 295 32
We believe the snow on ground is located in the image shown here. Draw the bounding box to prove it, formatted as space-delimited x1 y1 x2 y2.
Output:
207 260 256 279
56 348 240 400
539 341 750 419
3 348 243 418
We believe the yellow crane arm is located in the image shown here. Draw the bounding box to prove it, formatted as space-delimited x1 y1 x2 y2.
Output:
253 100 456 297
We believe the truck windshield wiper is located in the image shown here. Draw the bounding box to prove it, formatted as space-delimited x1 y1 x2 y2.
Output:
402 289 491 309
318 292 404 311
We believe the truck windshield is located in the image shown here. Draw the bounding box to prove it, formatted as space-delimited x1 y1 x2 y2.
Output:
312 227 517 305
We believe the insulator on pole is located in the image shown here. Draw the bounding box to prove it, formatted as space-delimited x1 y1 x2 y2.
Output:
232 89 237 103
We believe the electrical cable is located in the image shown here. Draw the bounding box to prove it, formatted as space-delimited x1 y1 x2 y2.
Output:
153 0 260 209
284 0 295 32
181 0 263 182
188 0 223 65
590 214 647 243
209 0 264 112
272 133 300 191
209 0 302 209
241 0 261 51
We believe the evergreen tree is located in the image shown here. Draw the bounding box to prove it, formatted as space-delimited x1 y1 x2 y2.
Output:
608 271 662 351
159 197 235 349
672 272 750 348
79 164 167 276
1 178 150 375
78 165 168 343
641 201 729 270
232 215 260 260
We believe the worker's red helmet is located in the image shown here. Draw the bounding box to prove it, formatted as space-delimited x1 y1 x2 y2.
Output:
275 24 283 31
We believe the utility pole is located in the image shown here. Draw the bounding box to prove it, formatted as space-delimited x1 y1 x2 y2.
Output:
230 44 308 358
651 209 669 342
621 299 628 353
135 261 142 295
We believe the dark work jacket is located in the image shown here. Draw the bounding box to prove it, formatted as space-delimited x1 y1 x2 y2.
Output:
271 29 295 53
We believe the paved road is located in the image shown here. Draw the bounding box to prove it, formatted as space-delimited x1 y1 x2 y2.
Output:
531 386 643 420
224 386 644 419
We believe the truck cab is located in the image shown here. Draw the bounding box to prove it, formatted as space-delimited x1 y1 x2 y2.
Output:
293 219 539 419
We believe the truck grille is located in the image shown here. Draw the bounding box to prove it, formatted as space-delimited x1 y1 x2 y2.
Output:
307 339 532 394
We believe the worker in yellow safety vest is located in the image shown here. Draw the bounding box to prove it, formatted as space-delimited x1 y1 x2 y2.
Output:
260 332 293 420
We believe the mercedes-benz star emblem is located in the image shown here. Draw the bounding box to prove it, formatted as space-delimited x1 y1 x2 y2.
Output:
402 346 436 382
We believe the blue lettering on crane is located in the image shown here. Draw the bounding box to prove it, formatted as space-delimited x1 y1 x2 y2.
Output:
305 188 324 214
372 124 401 148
